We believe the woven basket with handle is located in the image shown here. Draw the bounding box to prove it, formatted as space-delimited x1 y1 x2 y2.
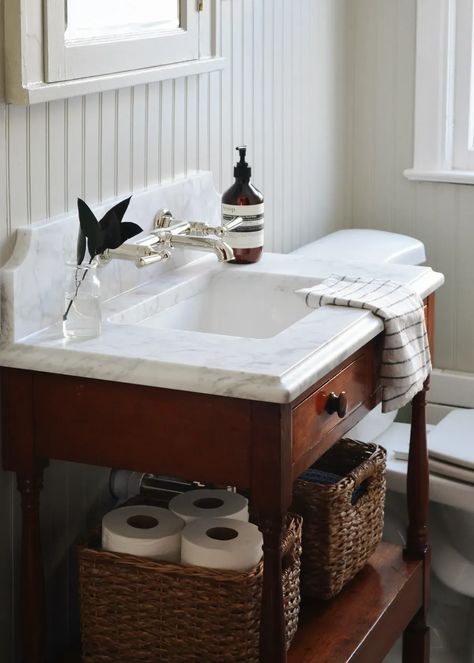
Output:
292 438 386 600
79 513 302 663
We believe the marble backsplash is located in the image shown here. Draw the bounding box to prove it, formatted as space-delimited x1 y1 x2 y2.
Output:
0 172 220 343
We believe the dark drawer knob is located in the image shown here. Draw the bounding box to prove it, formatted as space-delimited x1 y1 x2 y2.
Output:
325 391 348 418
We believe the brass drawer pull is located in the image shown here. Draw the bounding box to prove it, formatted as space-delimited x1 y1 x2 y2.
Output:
325 391 348 418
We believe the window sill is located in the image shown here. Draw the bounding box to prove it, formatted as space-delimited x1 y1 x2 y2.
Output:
403 168 474 185
6 56 226 105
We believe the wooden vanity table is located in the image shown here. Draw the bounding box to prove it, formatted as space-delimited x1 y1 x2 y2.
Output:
1 294 435 663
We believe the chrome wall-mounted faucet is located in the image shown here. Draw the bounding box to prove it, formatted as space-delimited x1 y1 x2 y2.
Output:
97 208 243 268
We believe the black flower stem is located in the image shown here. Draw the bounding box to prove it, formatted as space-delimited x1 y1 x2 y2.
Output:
62 257 94 322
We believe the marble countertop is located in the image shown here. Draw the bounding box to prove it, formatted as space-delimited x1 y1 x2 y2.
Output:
0 250 444 404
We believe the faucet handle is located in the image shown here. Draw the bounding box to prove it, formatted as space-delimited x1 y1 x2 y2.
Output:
98 244 172 268
137 250 172 267
220 216 244 233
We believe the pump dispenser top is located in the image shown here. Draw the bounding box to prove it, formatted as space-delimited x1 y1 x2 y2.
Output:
234 146 251 179
221 146 264 264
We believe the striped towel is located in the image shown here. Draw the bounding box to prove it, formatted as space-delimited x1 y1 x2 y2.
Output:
302 275 431 412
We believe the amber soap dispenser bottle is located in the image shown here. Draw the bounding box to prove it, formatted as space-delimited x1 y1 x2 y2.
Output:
221 146 264 264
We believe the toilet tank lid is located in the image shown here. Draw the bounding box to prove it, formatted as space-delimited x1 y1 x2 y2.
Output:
428 409 474 470
291 229 426 266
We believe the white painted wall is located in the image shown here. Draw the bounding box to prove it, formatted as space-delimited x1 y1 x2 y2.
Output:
348 0 474 374
0 1 350 660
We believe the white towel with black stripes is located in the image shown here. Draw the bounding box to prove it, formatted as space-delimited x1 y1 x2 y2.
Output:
302 274 431 412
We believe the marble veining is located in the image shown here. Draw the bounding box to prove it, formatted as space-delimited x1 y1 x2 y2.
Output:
0 173 444 403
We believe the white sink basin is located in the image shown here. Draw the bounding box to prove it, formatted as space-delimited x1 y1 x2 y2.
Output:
109 269 314 339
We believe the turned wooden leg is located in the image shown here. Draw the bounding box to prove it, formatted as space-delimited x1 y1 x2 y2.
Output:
260 515 287 663
405 379 430 556
403 591 430 663
402 598 430 662
2 370 47 662
249 402 292 663
17 467 45 663
403 379 430 662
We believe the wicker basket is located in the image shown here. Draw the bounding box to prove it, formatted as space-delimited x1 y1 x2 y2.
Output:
292 438 386 600
79 514 302 663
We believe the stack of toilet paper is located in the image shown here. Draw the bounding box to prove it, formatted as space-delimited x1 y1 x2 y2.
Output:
101 488 263 571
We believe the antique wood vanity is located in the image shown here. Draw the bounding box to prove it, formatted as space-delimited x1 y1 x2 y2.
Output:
1 293 435 663
0 176 442 662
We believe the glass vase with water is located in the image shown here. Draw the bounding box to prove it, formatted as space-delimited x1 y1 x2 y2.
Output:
63 261 101 339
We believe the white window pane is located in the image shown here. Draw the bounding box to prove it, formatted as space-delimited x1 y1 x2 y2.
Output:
66 0 180 40
453 0 474 170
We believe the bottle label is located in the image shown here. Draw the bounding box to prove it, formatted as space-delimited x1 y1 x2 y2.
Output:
222 203 264 250
224 229 264 249
222 203 264 220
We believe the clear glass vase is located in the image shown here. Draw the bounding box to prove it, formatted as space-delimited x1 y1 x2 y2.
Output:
62 262 101 339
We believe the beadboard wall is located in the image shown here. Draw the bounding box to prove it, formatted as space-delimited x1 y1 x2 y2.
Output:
0 1 350 660
0 0 349 264
348 0 474 374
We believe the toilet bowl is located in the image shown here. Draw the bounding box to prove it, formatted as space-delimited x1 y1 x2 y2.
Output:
362 412 474 598
373 417 474 663
292 229 474 660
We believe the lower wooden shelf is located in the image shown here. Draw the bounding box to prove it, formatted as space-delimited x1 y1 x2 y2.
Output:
55 543 423 663
288 542 424 663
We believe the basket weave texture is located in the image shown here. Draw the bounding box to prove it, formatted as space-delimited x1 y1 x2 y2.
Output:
292 438 386 600
79 514 302 663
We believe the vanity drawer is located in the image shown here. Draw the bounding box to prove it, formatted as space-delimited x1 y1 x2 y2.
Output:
292 344 380 468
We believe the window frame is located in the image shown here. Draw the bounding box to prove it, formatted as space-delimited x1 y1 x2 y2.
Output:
404 0 474 184
4 0 224 105
45 0 198 83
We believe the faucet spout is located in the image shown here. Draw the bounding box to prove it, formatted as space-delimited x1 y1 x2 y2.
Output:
169 234 234 262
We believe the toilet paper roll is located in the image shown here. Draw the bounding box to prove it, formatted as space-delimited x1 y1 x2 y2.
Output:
102 505 184 562
169 489 248 523
181 517 263 571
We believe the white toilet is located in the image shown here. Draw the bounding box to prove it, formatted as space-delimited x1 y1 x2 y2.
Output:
292 229 474 663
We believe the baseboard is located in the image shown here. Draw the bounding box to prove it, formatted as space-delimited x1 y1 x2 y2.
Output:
429 368 474 409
